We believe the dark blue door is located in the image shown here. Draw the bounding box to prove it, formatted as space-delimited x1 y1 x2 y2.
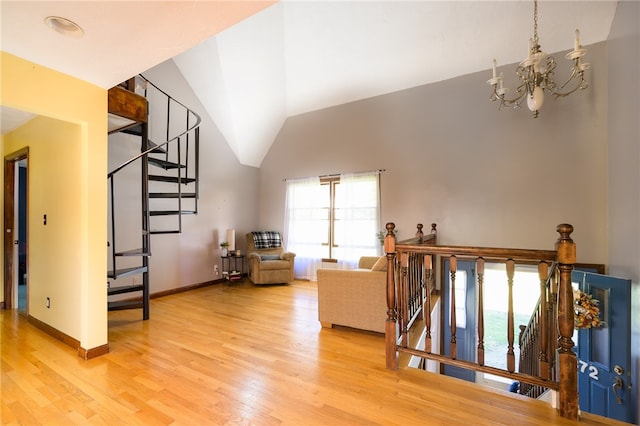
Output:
572 271 633 423
443 259 476 382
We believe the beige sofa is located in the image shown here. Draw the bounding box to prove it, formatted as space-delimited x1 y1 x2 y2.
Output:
317 256 388 333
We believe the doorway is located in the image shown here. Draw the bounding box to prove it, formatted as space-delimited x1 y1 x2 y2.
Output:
442 261 541 387
3 148 28 312
572 270 634 423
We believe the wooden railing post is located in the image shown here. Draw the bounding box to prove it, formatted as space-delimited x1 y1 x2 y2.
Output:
555 224 578 420
385 222 398 370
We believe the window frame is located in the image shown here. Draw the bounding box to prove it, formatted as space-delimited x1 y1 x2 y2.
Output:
320 175 340 260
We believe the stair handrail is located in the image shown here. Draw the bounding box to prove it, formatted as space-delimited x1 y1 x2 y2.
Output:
518 261 559 398
107 75 201 178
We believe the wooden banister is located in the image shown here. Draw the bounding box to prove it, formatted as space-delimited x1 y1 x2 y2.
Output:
385 222 578 420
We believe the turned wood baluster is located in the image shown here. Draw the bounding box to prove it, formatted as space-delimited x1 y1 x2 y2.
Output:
410 252 418 316
449 255 457 360
555 224 578 420
506 259 515 373
518 324 528 395
477 257 485 366
399 251 409 347
538 261 550 380
385 222 398 370
550 266 559 380
424 254 433 353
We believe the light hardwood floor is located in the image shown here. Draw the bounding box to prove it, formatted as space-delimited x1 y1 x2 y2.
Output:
1 280 627 425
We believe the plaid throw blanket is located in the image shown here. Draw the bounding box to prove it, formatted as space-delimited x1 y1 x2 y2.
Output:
252 231 282 249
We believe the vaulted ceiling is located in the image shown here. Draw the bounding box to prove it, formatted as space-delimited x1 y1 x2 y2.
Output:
1 1 619 166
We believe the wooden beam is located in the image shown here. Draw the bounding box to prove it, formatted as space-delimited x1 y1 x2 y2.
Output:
108 86 147 123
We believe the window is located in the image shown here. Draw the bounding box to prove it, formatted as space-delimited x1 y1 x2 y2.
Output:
285 171 381 279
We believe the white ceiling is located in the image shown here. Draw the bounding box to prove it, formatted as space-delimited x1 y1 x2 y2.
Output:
1 1 619 165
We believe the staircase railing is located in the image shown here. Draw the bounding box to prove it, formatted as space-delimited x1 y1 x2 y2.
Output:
107 74 201 319
518 261 559 398
384 222 579 420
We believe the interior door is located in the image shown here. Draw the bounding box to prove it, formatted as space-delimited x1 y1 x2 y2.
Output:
572 271 633 423
442 259 476 382
16 160 27 312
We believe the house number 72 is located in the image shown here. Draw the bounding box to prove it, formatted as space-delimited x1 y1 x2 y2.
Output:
578 359 599 380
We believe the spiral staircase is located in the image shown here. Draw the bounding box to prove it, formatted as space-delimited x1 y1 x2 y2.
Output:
106 76 201 319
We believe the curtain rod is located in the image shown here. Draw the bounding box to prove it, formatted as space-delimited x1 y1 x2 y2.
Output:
283 169 385 182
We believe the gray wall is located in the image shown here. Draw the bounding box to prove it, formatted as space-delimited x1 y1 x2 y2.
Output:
108 59 259 294
607 1 640 423
259 25 639 419
260 43 608 263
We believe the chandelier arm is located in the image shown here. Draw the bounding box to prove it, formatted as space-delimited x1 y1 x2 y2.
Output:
489 83 528 109
545 72 588 99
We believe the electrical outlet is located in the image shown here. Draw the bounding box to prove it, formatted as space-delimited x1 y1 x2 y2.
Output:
214 265 219 276
46 297 50 308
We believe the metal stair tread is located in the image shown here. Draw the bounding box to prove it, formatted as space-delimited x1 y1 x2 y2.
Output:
120 123 143 136
107 266 148 279
115 248 151 257
108 284 144 296
146 139 166 154
149 192 197 198
108 300 144 311
150 210 197 216
148 175 196 184
148 157 185 170
150 230 181 235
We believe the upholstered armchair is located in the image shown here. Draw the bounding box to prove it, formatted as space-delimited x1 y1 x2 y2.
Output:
245 232 296 285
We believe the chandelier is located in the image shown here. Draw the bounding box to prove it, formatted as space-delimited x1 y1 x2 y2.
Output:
487 0 590 118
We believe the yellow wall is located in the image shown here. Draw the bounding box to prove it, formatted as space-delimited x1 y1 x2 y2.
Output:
1 52 108 350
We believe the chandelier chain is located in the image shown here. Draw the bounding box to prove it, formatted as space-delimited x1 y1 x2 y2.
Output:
532 0 539 48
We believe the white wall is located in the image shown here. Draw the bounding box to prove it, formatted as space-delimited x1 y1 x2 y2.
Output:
259 42 608 263
606 1 640 423
108 59 260 294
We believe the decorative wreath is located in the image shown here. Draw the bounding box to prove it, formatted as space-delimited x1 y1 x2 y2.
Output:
574 289 601 329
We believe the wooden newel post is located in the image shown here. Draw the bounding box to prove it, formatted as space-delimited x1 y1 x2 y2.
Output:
385 222 398 370
555 223 578 420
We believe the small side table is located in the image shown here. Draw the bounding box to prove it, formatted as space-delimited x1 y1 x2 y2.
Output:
221 255 245 282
